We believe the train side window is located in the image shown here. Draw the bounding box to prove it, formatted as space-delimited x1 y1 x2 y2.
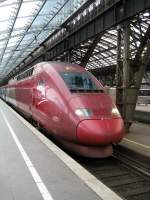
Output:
38 79 45 86
37 79 45 96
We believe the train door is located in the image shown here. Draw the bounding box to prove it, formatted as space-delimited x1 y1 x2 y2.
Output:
32 75 43 121
45 82 66 136
32 75 49 128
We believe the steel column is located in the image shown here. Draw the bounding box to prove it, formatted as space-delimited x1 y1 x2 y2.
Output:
116 21 150 132
117 23 138 131
116 25 123 115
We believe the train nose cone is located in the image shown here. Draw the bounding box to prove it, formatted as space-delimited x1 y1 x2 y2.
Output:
76 119 124 145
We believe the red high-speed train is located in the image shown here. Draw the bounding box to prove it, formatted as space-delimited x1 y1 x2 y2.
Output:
0 62 124 157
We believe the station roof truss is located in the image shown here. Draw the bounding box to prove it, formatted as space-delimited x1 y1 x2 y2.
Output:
40 4 150 85
0 0 87 81
70 11 150 72
0 0 150 86
68 11 150 85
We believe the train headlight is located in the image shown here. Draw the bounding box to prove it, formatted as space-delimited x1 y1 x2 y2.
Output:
111 107 120 118
75 108 93 117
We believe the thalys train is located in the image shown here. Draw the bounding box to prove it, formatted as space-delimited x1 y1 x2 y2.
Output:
0 62 124 157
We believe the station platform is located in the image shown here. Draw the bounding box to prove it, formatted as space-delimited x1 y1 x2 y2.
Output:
118 122 150 163
0 99 122 200
136 104 150 112
123 104 150 159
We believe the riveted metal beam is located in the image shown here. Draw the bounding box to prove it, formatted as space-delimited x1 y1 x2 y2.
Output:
80 33 103 67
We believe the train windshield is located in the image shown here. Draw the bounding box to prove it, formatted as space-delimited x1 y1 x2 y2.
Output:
59 71 102 92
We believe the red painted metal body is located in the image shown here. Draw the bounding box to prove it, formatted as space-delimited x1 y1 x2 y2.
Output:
0 62 124 157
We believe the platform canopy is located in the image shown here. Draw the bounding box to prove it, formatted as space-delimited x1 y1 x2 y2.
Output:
0 0 86 82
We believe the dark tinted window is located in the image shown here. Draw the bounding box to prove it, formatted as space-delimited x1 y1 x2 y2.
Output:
38 79 45 86
60 72 103 92
139 89 150 96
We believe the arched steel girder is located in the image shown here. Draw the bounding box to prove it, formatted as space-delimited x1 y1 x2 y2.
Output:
3 0 150 83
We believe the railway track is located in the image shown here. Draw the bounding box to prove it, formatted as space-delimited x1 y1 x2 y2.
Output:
71 147 150 200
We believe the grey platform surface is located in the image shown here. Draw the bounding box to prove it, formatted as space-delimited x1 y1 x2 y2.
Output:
119 122 150 158
136 104 150 112
0 100 102 200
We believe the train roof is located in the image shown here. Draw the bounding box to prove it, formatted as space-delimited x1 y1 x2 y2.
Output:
9 61 87 83
45 61 86 73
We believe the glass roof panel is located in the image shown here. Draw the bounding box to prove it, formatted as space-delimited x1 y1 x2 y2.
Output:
0 0 87 83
